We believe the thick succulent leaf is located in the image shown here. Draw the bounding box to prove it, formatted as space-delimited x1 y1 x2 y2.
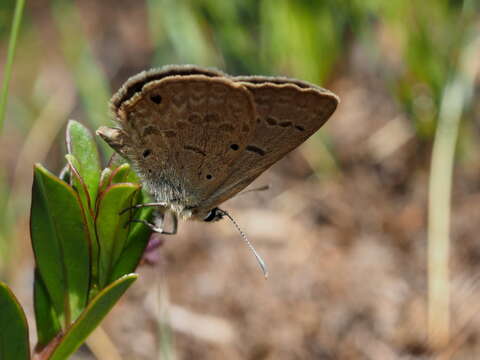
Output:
49 274 137 360
107 152 127 171
0 282 30 360
110 205 154 282
110 163 139 184
66 154 93 217
66 154 98 287
97 167 113 197
34 269 61 349
31 164 90 325
66 120 101 206
58 163 70 183
96 183 140 287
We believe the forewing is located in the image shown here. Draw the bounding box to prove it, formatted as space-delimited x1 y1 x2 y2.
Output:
201 76 339 209
110 65 225 113
114 75 257 206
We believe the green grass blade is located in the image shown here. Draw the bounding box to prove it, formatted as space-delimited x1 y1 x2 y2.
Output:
0 281 30 360
427 31 480 348
0 0 26 134
51 1 112 141
49 274 137 360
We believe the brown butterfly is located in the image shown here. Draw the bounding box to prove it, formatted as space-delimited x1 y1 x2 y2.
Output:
97 65 339 274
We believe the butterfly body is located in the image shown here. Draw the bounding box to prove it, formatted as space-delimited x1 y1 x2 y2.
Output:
98 65 339 221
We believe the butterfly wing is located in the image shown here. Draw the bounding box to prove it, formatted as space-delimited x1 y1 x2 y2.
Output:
109 74 257 212
198 76 339 211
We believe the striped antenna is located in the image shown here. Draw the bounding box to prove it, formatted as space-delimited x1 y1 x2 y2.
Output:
219 209 268 278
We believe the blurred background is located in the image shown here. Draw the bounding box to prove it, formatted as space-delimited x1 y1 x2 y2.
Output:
1 0 480 359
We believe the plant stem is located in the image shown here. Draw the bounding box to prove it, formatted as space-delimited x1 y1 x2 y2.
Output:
427 31 480 349
86 326 123 360
0 0 27 134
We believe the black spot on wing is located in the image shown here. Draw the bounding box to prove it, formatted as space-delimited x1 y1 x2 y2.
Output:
184 145 206 156
246 145 266 156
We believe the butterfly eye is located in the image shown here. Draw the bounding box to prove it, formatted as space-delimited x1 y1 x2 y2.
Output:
150 94 162 104
203 208 224 222
203 209 217 222
206 174 213 180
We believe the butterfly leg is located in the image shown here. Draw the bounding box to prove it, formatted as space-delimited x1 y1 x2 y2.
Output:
129 219 175 234
153 211 177 235
168 213 178 235
119 202 169 215
129 211 178 235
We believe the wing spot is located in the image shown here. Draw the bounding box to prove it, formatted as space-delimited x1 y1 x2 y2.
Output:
206 174 213 180
295 125 305 131
279 121 292 127
256 118 261 124
230 144 239 151
266 117 277 126
184 145 206 156
142 149 152 158
246 145 266 156
219 123 234 132
150 94 162 104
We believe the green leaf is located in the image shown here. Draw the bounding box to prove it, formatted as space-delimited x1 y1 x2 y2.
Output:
66 120 101 207
110 163 139 184
107 153 127 171
30 164 90 326
34 269 61 349
98 167 113 196
0 282 30 360
66 154 99 288
49 274 137 360
65 154 92 212
96 183 141 287
111 205 154 282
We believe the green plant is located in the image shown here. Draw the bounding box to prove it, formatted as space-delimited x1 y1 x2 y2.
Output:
0 120 154 359
0 0 25 133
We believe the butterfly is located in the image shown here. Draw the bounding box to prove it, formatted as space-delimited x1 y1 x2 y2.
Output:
97 65 338 274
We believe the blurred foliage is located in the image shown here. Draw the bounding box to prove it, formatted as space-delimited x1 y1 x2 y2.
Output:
0 2 18 38
150 0 478 136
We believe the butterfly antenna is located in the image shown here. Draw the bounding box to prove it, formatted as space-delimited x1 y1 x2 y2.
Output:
220 210 268 278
